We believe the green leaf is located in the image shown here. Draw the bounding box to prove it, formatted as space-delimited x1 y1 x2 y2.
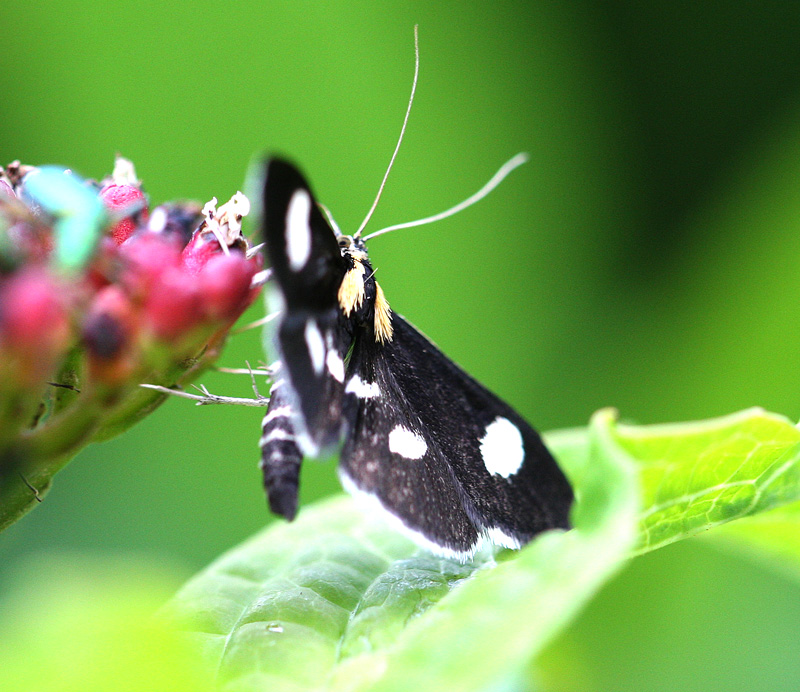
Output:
163 410 639 692
163 499 444 690
165 406 800 691
613 408 800 553
704 499 800 584
547 408 800 554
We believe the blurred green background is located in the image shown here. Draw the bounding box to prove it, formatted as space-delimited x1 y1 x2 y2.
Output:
4 2 800 689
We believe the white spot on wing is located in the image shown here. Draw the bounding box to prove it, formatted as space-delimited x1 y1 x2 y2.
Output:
326 350 345 383
388 425 427 460
480 417 525 478
304 321 325 375
285 189 312 271
345 375 380 399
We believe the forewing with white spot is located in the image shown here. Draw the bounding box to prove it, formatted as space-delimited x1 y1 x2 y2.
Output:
388 425 428 460
480 416 525 478
340 361 481 555
285 189 312 271
275 310 347 456
262 158 346 311
340 314 573 557
262 159 351 455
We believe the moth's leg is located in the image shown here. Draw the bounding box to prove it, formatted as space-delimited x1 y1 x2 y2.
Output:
259 382 303 521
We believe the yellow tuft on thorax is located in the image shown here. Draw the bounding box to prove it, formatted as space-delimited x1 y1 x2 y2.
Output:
338 260 366 317
337 257 393 343
373 282 393 343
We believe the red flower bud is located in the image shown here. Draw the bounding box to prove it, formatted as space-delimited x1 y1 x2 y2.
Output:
197 252 259 321
143 265 202 341
181 230 226 276
100 184 148 245
0 267 70 383
118 232 183 299
180 192 250 275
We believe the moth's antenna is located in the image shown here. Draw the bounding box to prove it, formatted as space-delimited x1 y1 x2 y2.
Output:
362 152 529 241
354 24 419 239
318 202 342 236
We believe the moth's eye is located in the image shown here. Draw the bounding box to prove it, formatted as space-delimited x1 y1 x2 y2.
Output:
338 237 351 249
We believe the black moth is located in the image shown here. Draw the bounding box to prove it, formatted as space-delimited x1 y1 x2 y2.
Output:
258 158 573 559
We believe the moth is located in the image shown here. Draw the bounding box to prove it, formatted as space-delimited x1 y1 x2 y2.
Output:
258 157 574 559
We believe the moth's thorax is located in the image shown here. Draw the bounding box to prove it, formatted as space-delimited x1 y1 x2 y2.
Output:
336 235 393 343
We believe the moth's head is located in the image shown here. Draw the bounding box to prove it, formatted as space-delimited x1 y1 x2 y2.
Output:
336 234 369 262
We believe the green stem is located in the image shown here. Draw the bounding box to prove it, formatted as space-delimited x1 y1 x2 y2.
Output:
0 339 226 533
0 391 106 531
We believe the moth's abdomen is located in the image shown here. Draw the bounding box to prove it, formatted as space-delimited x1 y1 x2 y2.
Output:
259 384 303 521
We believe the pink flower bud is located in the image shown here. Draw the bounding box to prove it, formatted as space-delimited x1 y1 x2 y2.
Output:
0 267 70 382
118 232 183 299
100 184 148 245
143 265 202 341
181 230 226 276
180 192 250 275
197 252 259 321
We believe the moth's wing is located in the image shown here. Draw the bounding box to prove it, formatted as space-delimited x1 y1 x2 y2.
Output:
340 314 573 557
262 158 345 310
340 355 481 557
261 158 349 454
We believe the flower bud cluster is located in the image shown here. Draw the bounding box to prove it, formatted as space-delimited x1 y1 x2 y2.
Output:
0 157 262 526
